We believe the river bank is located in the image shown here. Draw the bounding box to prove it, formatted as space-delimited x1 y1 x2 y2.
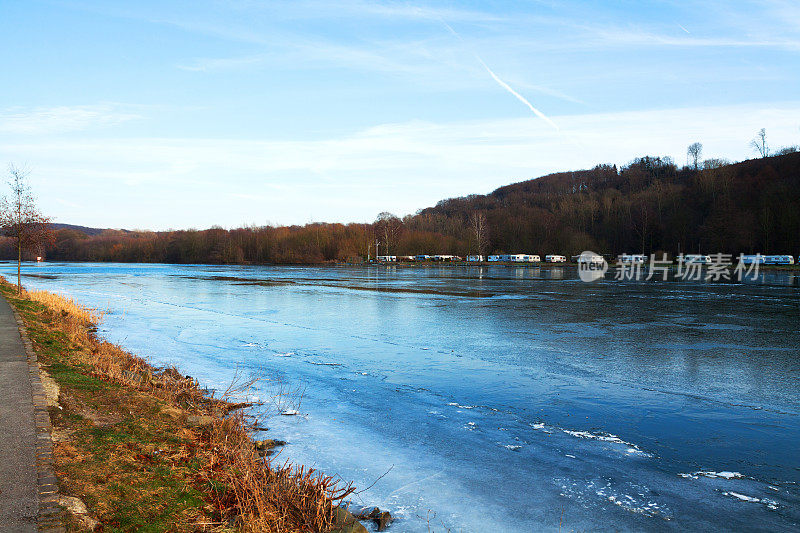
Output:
0 278 369 532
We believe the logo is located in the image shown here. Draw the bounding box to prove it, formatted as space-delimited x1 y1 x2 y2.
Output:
577 250 608 282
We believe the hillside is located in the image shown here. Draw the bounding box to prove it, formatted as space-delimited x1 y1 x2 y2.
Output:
406 152 800 257
50 223 116 236
2 152 799 263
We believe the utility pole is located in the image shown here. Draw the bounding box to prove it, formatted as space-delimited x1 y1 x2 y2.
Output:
375 240 380 262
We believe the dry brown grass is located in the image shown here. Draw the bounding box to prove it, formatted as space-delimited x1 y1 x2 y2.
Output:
201 414 355 532
28 289 103 324
12 284 355 532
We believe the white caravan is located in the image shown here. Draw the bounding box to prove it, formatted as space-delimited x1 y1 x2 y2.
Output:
684 254 711 264
619 254 646 264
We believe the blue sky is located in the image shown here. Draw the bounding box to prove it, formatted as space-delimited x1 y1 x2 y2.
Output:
1 0 799 230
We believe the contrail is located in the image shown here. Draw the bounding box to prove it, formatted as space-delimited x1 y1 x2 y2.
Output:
440 18 462 40
476 58 560 131
440 18 559 131
678 24 691 34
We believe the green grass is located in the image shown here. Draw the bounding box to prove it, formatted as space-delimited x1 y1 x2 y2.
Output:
0 279 215 532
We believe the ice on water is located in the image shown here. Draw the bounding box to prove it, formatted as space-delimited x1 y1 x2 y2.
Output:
5 263 800 532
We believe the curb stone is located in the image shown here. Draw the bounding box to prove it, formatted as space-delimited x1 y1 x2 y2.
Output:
10 307 65 533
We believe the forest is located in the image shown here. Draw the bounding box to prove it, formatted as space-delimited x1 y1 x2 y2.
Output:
2 151 799 264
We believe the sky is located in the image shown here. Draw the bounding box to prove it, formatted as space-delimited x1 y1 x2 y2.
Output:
1 0 799 230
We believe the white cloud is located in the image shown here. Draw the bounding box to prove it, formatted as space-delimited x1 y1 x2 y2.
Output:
0 105 142 135
590 29 800 51
177 54 266 72
2 101 799 229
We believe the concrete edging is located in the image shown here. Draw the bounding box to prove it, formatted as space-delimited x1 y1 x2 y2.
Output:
10 307 65 533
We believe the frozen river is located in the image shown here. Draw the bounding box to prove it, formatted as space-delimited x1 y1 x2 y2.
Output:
3 262 799 532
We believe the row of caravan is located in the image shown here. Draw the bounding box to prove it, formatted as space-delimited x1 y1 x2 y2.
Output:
377 254 568 263
618 254 796 265
487 254 567 263
377 255 463 262
377 253 797 265
618 254 716 265
741 254 795 265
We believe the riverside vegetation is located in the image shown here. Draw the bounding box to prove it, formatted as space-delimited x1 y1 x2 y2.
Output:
4 151 798 264
0 278 372 532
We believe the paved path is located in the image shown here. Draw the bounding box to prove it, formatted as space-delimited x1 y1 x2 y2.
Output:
0 295 38 532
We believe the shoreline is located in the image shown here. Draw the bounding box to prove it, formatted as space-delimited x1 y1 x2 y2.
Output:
0 278 376 532
4 258 799 271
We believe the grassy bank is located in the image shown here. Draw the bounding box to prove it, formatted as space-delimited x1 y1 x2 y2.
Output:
0 279 359 532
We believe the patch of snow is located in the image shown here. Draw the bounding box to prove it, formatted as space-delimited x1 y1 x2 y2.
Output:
724 491 760 502
447 402 475 409
693 471 744 479
562 429 651 457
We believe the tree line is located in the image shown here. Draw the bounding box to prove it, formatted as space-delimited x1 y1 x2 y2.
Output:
2 149 799 265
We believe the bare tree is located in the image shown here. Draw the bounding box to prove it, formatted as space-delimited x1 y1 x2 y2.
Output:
373 212 403 255
0 165 53 294
470 212 489 256
750 128 769 158
687 142 703 170
702 158 730 170
774 145 799 156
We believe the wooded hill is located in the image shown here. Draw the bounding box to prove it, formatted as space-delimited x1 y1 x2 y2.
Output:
3 151 799 264
409 151 800 257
